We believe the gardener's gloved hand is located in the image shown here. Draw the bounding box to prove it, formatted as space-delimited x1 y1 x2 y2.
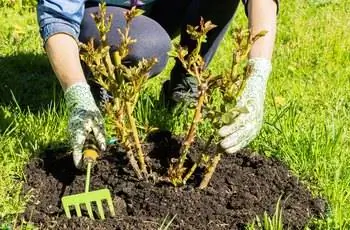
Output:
65 82 106 168
219 58 272 154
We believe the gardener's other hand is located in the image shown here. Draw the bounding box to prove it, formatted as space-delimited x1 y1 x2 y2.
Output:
65 82 106 168
218 58 272 154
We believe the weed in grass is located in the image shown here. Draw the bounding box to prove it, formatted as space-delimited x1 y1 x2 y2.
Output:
246 197 284 230
158 214 177 230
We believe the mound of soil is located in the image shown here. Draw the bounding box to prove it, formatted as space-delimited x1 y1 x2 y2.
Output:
22 132 325 229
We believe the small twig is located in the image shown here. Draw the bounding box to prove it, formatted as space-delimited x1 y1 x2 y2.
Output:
199 153 221 189
176 87 206 171
183 162 198 185
126 148 143 180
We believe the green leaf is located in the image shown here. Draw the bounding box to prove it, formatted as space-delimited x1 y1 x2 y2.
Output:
167 46 178 58
224 103 235 112
221 112 234 125
251 30 268 43
233 106 249 114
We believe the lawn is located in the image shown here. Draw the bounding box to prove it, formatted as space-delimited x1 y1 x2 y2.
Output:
0 0 349 229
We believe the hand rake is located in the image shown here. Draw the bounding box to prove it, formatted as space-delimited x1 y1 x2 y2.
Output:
61 141 115 220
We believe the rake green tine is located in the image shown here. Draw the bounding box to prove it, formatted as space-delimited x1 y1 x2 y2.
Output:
86 202 95 220
96 200 105 219
75 204 82 217
106 196 116 216
63 205 72 219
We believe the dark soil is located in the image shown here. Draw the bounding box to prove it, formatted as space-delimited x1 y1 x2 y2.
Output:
22 132 326 230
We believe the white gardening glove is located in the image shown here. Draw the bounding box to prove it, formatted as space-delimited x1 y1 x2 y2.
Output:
65 82 106 168
219 58 272 153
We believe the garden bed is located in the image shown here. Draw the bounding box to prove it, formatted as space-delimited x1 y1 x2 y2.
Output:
23 132 325 229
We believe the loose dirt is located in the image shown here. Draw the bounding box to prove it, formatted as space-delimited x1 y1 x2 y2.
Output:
22 132 325 229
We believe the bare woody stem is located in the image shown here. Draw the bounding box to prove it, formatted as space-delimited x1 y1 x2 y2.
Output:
126 147 143 180
104 53 115 79
199 153 221 189
125 101 148 177
114 113 143 179
177 86 206 170
230 59 239 81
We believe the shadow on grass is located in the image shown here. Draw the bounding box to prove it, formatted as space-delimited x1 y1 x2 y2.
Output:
0 52 62 112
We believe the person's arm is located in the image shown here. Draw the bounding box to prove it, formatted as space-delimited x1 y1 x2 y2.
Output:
219 0 278 153
37 0 106 167
37 0 86 89
248 0 277 59
45 34 86 90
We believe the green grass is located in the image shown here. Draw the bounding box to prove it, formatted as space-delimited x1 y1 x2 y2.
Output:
0 0 350 229
247 197 284 230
